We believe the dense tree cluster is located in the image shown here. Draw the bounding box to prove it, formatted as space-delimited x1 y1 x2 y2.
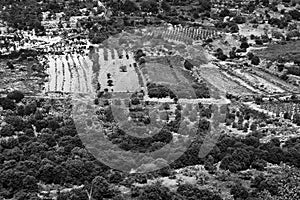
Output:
0 0 44 32
177 184 222 200
132 182 179 200
1 0 300 199
215 48 228 61
147 83 177 99
107 127 173 153
209 135 300 173
141 0 159 14
0 94 120 199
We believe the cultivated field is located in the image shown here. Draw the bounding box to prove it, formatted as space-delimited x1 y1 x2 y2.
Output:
141 56 207 99
250 67 300 93
196 65 255 96
254 40 300 62
105 26 212 65
148 26 220 44
45 53 94 94
233 68 285 94
93 48 141 93
45 48 143 95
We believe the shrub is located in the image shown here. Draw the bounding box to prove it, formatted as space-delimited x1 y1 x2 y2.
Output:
24 102 37 115
251 56 260 65
230 183 249 200
184 60 194 70
178 184 222 200
7 91 25 103
0 98 16 110
0 124 15 137
122 0 140 14
161 0 171 12
5 116 25 131
141 0 159 14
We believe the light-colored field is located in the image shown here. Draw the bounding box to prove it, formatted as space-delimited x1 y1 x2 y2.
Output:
45 53 94 94
45 48 142 94
95 48 141 93
251 67 300 93
196 66 254 96
238 24 267 37
234 68 285 94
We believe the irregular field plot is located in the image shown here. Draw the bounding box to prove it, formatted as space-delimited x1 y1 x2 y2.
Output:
251 68 300 93
0 59 45 95
46 54 93 94
235 69 285 94
141 57 200 99
144 62 179 85
254 41 300 62
197 67 254 96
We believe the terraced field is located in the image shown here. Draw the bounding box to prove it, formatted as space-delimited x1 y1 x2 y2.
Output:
196 65 255 96
198 62 296 97
148 26 220 44
45 48 143 95
45 54 94 94
251 67 300 93
234 68 285 94
43 26 224 98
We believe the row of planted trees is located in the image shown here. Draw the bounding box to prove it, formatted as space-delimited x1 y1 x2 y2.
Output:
260 102 300 125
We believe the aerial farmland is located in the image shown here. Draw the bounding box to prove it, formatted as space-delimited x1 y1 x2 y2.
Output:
1 0 300 199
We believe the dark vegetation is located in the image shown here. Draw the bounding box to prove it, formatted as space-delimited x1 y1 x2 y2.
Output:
1 86 300 199
147 83 177 99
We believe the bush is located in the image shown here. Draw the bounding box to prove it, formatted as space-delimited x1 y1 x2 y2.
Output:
230 183 249 200
177 184 222 200
198 0 212 12
0 98 16 110
255 39 263 45
192 83 210 98
184 60 194 70
229 23 239 33
161 0 171 12
219 8 230 17
0 124 15 137
141 0 159 14
24 102 37 115
122 0 140 14
147 83 176 99
233 16 246 24
5 116 25 131
7 91 24 103
251 56 260 65
240 42 250 50
289 10 300 20
135 183 174 200
293 113 300 125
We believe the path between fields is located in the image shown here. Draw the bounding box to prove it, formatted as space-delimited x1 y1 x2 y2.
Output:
144 96 230 105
